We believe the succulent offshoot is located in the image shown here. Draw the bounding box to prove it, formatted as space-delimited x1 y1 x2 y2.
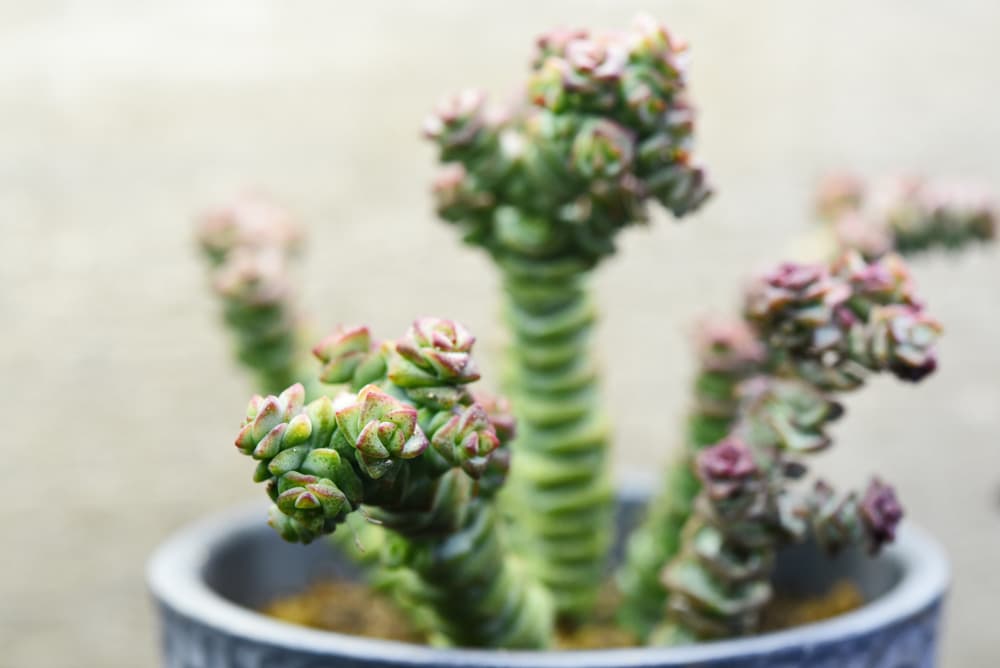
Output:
196 193 310 395
655 376 906 643
815 173 997 259
231 318 552 648
653 250 938 644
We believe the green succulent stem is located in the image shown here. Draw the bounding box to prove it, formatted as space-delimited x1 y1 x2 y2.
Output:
654 381 844 642
616 402 736 640
497 257 613 620
489 249 626 624
235 316 302 394
616 456 699 640
232 319 554 648
196 194 319 398
425 15 712 621
654 393 902 644
378 474 553 648
617 340 759 638
210 262 314 397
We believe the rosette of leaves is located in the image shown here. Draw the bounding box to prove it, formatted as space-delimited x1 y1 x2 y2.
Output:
814 173 997 259
617 319 765 639
746 252 942 391
312 324 389 391
196 193 312 396
656 378 905 643
231 318 552 648
425 14 712 619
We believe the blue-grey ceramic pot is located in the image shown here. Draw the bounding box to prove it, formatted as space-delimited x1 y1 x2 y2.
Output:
148 491 948 667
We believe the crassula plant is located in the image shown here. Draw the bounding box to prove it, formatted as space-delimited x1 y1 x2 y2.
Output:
235 318 553 648
424 14 711 621
616 172 995 639
814 172 996 259
194 14 995 652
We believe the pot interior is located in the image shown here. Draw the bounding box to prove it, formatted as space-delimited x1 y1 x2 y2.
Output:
203 498 901 617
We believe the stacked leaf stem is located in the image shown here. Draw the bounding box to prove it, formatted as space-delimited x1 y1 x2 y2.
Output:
233 318 552 648
425 15 711 619
656 251 941 642
617 318 764 639
197 193 313 396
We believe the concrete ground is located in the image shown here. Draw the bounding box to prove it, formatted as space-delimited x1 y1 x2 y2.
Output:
2 1 998 666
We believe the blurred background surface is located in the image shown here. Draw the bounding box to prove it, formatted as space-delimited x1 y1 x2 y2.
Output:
2 1 998 666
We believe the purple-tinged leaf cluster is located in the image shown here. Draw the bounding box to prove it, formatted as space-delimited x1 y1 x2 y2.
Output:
696 437 759 501
815 172 997 258
745 251 942 391
232 319 516 544
802 478 903 556
425 15 711 267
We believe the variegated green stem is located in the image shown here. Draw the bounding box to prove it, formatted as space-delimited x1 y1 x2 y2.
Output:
618 319 763 640
654 380 842 643
617 364 752 639
616 457 699 640
377 473 553 648
222 300 315 397
497 254 612 621
424 15 713 623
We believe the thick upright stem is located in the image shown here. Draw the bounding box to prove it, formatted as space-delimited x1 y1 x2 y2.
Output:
616 455 698 639
380 475 553 648
616 367 746 639
498 256 612 620
617 317 763 639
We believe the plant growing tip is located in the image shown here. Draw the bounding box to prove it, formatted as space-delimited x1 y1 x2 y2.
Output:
390 317 481 388
814 172 997 259
804 478 904 556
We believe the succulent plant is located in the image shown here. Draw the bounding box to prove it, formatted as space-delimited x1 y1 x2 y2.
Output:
815 173 997 259
192 13 982 654
652 252 938 643
655 376 905 643
618 318 765 639
425 14 711 620
232 318 552 648
196 193 313 396
618 250 941 640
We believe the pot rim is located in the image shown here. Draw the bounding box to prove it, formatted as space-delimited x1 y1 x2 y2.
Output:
147 491 949 667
